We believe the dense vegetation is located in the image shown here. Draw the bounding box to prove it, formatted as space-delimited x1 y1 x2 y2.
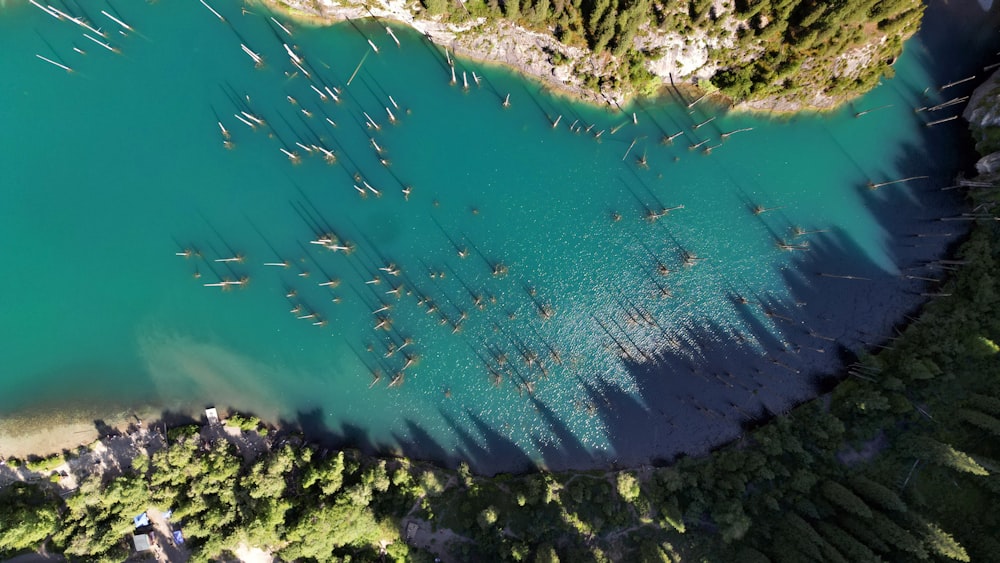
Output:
3 175 999 560
407 0 924 104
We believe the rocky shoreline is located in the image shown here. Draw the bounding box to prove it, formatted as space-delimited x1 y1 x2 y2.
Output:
263 0 888 112
263 0 912 113
264 0 632 107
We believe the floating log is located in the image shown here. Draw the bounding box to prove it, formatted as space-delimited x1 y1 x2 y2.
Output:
83 33 117 53
777 241 810 251
362 111 381 130
692 116 715 130
622 137 639 161
271 16 293 36
940 75 975 90
855 104 892 118
347 51 370 86
386 26 400 47
720 127 753 138
240 111 264 125
291 60 310 77
199 0 225 21
926 96 968 112
868 175 928 190
662 130 683 144
35 54 72 73
283 43 303 65
49 5 105 37
101 9 133 32
241 44 264 66
818 273 870 281
925 115 959 127
29 0 62 20
687 92 708 109
752 204 783 215
310 84 328 101
279 147 301 164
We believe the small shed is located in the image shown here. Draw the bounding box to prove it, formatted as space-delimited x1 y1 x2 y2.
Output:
205 407 219 425
133 533 152 552
133 512 150 528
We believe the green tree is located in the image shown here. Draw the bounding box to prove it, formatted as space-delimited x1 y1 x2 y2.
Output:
902 436 988 476
0 484 59 556
534 543 560 562
849 475 907 513
923 521 970 562
869 511 927 559
616 472 640 503
821 480 873 519
816 521 882 563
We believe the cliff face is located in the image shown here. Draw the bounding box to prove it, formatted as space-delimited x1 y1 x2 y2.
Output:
267 0 918 111
965 69 1000 174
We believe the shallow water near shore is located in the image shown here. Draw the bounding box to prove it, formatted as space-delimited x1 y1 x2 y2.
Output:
0 0 997 471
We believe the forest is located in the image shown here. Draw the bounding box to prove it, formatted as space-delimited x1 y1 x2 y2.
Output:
407 0 925 103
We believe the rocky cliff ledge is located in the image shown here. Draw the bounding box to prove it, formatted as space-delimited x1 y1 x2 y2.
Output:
267 0 921 112
965 69 1000 175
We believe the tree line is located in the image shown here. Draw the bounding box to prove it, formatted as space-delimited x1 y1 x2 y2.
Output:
413 0 924 104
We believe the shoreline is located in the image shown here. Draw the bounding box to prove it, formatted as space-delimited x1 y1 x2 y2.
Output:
260 1 907 115
261 0 629 109
0 404 172 461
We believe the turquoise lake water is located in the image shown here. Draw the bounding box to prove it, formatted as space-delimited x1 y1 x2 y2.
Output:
1 0 997 471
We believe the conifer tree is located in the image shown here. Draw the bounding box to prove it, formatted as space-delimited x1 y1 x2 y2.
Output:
848 475 908 513
923 521 970 562
902 435 989 476
816 521 883 563
957 408 1000 438
821 480 873 519
869 511 928 559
